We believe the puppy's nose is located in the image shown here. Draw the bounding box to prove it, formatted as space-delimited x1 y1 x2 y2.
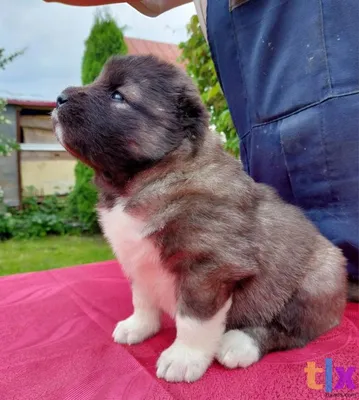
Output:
56 92 68 108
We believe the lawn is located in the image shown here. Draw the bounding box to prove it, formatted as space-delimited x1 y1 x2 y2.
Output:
0 235 114 276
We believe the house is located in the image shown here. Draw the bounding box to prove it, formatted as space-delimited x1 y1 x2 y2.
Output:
0 38 183 207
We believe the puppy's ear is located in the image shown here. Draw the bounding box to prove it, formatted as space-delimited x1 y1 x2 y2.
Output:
177 85 209 141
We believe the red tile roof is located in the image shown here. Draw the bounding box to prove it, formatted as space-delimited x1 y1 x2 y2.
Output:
7 98 56 108
125 37 185 69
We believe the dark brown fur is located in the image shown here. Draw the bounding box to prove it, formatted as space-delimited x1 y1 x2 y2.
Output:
53 55 347 361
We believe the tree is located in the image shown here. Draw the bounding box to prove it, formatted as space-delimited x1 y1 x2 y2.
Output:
0 49 23 156
67 9 128 232
179 15 239 157
0 99 19 156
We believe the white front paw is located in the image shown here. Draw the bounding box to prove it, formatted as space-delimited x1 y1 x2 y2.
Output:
112 314 160 345
156 341 212 382
216 330 260 369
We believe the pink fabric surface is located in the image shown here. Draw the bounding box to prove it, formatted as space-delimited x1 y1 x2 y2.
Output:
0 260 358 400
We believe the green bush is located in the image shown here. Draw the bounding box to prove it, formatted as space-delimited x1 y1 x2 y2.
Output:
0 191 83 241
0 212 13 240
66 162 99 233
66 9 128 233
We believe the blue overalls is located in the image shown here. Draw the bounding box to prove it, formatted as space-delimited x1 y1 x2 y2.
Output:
207 0 359 280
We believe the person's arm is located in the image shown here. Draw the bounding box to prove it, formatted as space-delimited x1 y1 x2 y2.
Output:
43 0 192 17
131 0 192 16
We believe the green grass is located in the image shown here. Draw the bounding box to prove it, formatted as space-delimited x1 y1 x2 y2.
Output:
0 235 114 276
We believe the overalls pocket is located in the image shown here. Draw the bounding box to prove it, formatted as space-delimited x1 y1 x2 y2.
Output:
228 0 332 126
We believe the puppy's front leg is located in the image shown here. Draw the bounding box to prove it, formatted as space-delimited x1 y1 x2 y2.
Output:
157 297 232 382
113 283 161 345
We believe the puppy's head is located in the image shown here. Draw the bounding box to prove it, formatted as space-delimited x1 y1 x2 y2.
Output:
52 55 208 184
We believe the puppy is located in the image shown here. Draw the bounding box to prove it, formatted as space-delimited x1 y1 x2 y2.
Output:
52 55 347 383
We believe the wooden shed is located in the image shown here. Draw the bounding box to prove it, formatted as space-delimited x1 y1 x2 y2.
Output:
0 99 76 207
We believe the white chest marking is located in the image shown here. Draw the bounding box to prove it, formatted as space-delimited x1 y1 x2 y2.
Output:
98 202 176 316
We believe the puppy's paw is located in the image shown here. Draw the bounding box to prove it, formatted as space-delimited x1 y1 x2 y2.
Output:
156 341 212 382
112 314 160 345
216 330 260 369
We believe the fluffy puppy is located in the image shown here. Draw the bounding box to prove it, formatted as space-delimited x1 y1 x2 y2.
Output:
52 55 347 383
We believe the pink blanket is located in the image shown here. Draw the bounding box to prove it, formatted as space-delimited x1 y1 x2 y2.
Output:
1 260 358 400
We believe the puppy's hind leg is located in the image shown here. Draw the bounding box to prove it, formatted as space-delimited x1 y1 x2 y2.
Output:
217 238 347 369
215 329 261 368
216 325 306 369
217 281 346 369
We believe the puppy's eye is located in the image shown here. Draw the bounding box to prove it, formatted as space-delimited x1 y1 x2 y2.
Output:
111 91 125 102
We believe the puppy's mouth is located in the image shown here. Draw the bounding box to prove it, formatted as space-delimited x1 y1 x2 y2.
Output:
51 109 94 168
51 110 65 146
